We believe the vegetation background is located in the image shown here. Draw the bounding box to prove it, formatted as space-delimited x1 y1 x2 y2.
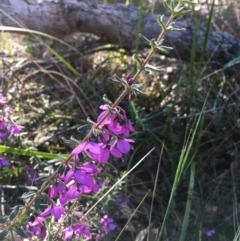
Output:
1 0 240 240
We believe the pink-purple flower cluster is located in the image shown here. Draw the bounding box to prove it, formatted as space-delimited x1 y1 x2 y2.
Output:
27 103 135 240
0 92 22 169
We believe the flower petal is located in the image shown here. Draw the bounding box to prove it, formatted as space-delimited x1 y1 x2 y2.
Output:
40 206 52 218
72 141 88 155
117 139 131 153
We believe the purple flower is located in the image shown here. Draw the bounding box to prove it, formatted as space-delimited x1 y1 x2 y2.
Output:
40 204 65 220
26 216 46 239
116 138 134 153
115 194 130 207
59 184 81 206
75 170 98 191
204 229 215 237
0 157 10 168
0 132 6 142
64 168 95 187
60 166 100 205
74 223 92 240
62 226 75 240
80 162 100 175
100 215 116 234
125 73 134 85
97 105 119 127
0 93 7 106
62 223 92 241
72 140 104 162
97 105 135 137
98 142 123 161
5 106 13 114
0 118 5 129
26 166 39 185
49 182 66 199
110 137 134 155
96 233 104 240
7 124 22 134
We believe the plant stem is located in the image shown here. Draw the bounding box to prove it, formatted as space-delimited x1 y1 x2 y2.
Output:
20 1 182 228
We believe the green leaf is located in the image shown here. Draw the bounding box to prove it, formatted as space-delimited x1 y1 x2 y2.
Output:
47 158 63 165
223 56 240 70
34 196 41 211
132 54 143 66
167 23 186 31
149 39 158 49
0 216 8 223
145 64 163 73
131 84 147 95
156 45 173 54
163 0 174 13
156 15 166 31
0 230 8 240
109 76 122 83
19 191 36 200
9 205 19 221
103 94 113 105
139 34 151 44
76 124 91 132
14 227 31 238
174 9 191 16
181 0 197 5
0 145 68 159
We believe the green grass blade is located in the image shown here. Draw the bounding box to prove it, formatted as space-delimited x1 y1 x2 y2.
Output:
155 91 208 241
223 56 240 70
179 161 196 241
197 0 215 68
233 226 240 241
135 0 144 56
0 145 68 159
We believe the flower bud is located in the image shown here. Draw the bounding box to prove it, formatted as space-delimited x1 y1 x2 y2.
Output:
125 73 134 86
129 92 136 101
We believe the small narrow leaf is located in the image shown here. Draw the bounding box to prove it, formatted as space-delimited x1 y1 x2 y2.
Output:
174 9 191 16
139 34 151 44
156 15 166 31
181 0 197 5
132 54 143 66
9 205 19 221
108 76 122 83
34 196 41 211
131 84 147 95
77 124 91 132
156 45 173 54
103 94 113 105
223 56 240 70
131 83 144 89
163 1 174 13
47 158 63 164
14 227 32 238
0 230 8 239
149 39 157 49
0 216 8 223
145 64 163 73
19 191 36 199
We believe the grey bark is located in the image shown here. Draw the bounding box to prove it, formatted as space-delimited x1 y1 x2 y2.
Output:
0 0 239 65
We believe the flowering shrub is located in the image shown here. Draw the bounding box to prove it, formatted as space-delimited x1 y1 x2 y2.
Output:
24 100 135 240
0 1 195 240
